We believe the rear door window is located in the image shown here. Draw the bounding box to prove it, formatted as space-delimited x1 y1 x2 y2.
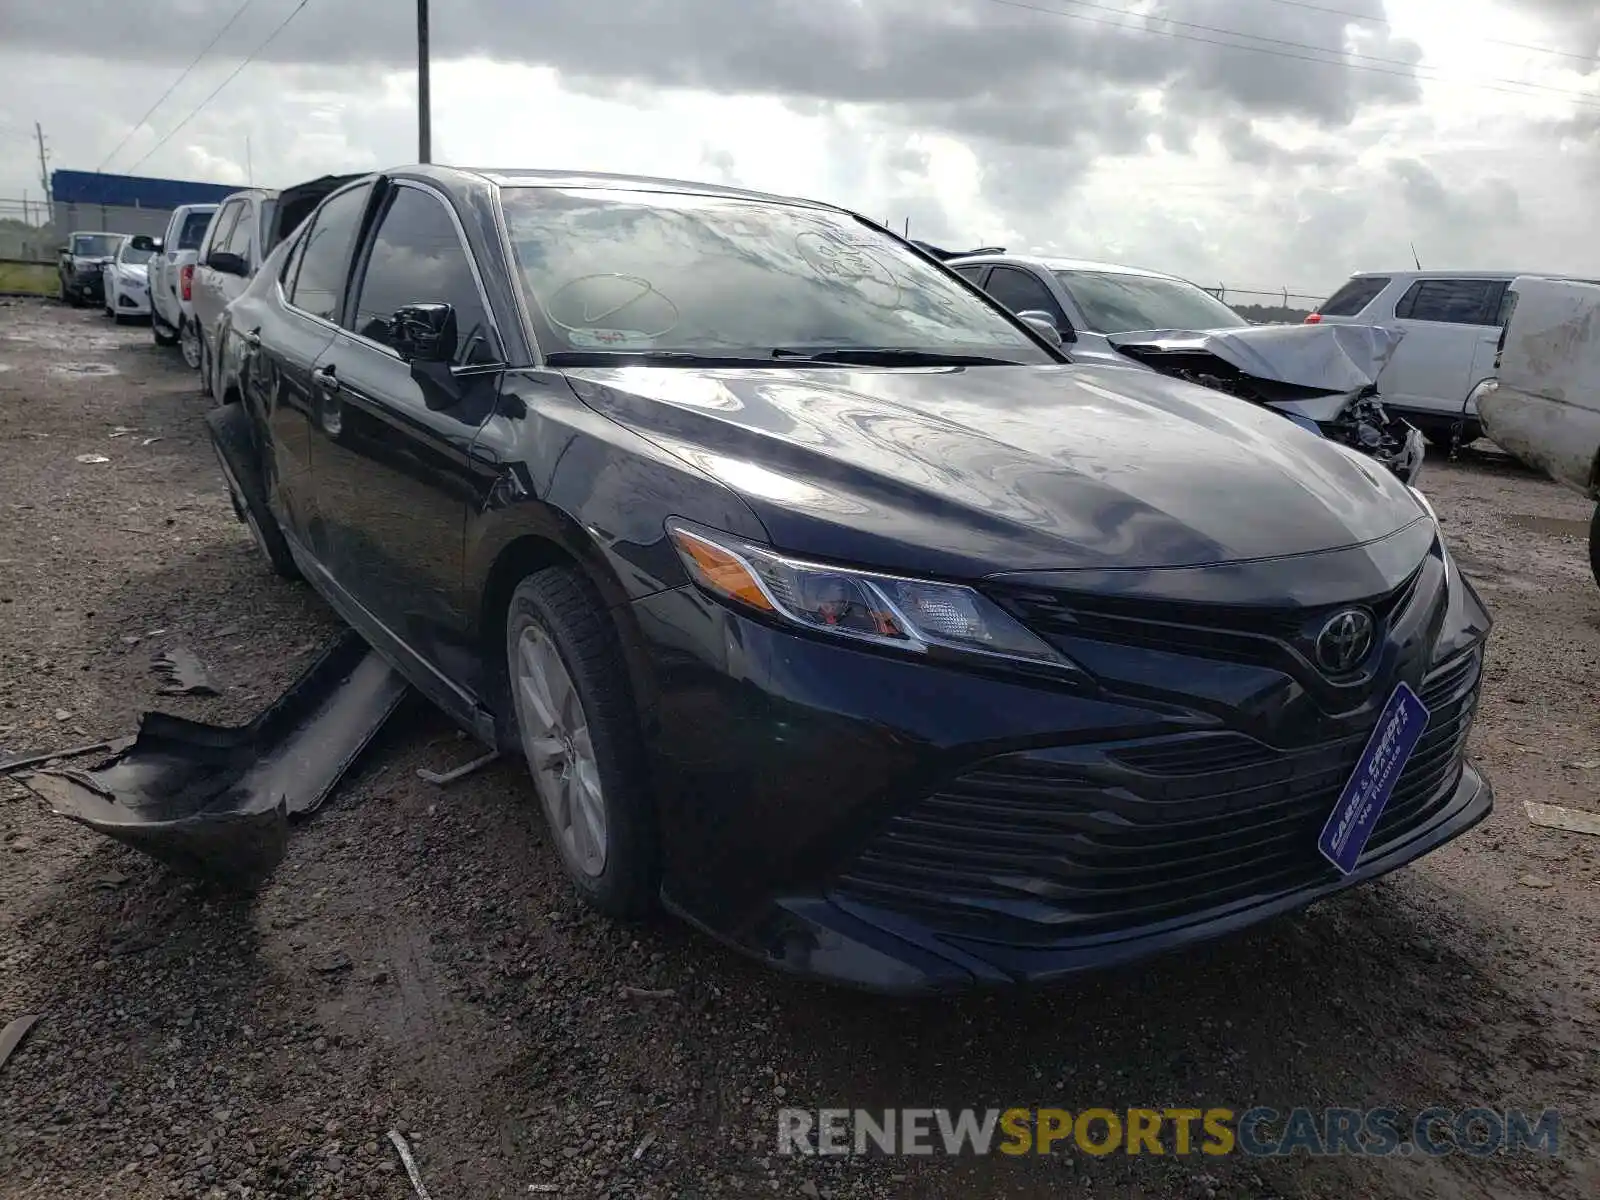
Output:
1394 278 1505 325
1318 276 1389 316
178 210 215 251
206 203 243 258
223 201 255 259
279 226 309 296
984 266 1059 316
288 184 375 322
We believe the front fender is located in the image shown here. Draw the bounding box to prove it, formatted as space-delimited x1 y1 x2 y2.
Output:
462 370 770 611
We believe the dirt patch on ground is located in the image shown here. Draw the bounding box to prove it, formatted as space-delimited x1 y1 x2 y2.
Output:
1 300 1597 1199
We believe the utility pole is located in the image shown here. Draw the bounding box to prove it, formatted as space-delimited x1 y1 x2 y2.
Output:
246 135 253 185
417 0 432 163
35 122 50 203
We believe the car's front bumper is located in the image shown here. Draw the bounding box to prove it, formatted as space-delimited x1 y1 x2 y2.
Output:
67 269 105 302
630 562 1492 994
114 285 151 315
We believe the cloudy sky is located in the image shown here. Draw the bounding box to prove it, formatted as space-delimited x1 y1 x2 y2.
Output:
2 0 1596 302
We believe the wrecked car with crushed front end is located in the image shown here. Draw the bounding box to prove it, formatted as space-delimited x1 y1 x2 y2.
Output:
946 252 1426 485
57 231 124 308
201 166 1491 993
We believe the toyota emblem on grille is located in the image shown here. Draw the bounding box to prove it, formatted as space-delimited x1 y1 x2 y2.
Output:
1316 609 1375 673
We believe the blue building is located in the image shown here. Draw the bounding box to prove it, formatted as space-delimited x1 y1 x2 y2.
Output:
50 169 240 238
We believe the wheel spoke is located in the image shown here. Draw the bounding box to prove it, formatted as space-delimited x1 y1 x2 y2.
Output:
571 724 595 765
574 760 606 851
568 776 595 865
517 674 552 735
535 637 573 720
551 765 574 832
511 621 608 878
529 736 565 772
518 641 558 728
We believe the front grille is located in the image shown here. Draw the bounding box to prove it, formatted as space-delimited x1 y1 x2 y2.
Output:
833 648 1481 946
990 566 1427 679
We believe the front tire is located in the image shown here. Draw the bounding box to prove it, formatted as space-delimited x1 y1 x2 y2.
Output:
505 567 656 918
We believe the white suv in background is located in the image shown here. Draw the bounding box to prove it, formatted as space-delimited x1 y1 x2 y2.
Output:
1306 271 1530 446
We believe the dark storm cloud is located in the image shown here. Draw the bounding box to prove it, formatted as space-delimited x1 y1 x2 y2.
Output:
4 0 1426 162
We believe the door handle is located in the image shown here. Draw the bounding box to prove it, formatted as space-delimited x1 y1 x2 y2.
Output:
468 443 500 466
312 365 340 394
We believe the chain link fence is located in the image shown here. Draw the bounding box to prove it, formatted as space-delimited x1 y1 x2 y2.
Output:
0 197 61 264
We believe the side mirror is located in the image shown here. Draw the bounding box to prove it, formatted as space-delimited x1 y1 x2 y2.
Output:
1017 310 1064 349
390 302 457 363
131 235 160 253
206 250 249 276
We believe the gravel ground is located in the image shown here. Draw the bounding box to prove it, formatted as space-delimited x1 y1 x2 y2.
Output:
1 298 1597 1200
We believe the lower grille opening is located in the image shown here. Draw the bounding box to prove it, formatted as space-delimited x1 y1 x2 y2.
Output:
833 649 1482 947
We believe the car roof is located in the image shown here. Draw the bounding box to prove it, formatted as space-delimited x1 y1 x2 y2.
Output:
946 252 1190 283
1346 269 1526 281
216 187 280 203
407 165 839 212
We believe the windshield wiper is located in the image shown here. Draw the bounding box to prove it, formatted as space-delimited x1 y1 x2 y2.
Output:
768 347 1027 366
544 347 1032 368
544 350 769 368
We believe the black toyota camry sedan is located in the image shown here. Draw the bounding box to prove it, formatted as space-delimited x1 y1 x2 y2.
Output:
206 166 1492 993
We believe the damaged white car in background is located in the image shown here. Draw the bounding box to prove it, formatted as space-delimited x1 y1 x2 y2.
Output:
1475 274 1600 587
942 251 1427 485
1109 322 1425 486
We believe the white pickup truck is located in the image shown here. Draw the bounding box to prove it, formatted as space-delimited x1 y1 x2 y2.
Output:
148 203 219 367
1476 275 1600 587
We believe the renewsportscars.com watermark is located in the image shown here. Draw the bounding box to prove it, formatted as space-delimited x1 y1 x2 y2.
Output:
778 1107 1562 1158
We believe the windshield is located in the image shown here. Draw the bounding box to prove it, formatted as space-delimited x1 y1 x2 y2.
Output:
118 244 153 266
500 188 1050 363
71 234 122 258
179 210 215 250
1053 270 1250 334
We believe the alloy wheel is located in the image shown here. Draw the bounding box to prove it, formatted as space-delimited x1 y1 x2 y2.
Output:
512 624 607 878
180 320 201 370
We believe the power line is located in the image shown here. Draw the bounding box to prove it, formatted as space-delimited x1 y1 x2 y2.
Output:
126 0 314 177
1017 0 1600 105
981 0 1600 111
1242 0 1599 67
98 0 262 173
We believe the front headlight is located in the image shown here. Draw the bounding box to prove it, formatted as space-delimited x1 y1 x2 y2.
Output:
666 519 1076 673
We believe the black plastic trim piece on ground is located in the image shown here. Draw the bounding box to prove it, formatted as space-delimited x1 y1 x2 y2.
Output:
16 631 408 887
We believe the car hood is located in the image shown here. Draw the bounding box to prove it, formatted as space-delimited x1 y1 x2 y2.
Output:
114 263 148 279
1108 322 1403 395
564 362 1426 578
